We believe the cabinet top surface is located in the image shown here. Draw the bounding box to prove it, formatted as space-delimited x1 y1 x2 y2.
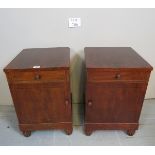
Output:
85 47 152 70
4 47 70 71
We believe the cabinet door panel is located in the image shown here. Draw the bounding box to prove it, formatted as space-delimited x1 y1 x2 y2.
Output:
85 82 147 123
10 82 71 124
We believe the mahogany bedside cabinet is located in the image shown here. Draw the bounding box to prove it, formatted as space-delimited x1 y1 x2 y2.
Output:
4 47 72 137
84 47 153 136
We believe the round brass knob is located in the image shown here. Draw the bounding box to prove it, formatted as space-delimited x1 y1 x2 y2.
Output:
115 74 121 79
34 74 41 80
65 100 69 106
88 101 92 106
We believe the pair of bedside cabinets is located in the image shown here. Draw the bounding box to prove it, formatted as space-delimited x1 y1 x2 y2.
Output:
3 47 153 137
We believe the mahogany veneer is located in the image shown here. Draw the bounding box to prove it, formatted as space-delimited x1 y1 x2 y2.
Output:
4 47 72 137
84 47 153 136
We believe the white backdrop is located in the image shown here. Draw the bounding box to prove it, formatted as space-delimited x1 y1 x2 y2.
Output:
0 8 155 105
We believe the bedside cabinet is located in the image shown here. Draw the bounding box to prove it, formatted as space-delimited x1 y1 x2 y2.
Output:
4 47 72 137
84 47 153 136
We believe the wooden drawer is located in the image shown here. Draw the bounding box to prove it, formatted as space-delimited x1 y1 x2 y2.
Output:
87 70 150 82
8 70 66 82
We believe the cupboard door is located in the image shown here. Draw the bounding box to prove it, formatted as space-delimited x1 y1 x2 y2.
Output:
10 82 71 124
85 82 147 123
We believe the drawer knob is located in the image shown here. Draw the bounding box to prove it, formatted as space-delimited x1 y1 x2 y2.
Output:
115 74 121 79
65 100 69 106
88 101 92 106
34 74 41 80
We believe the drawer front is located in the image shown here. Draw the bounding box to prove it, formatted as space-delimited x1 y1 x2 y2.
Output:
8 70 66 82
87 70 150 82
